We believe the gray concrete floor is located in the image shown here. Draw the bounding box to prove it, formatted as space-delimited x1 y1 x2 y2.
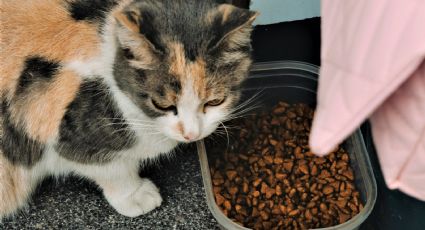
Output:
0 147 219 229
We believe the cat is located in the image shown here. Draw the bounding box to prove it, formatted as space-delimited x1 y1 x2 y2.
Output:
0 0 257 219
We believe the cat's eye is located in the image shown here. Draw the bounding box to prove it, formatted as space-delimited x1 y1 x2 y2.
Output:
206 98 225 107
123 48 135 60
151 99 177 114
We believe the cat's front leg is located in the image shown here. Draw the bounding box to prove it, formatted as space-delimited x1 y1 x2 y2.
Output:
91 163 162 217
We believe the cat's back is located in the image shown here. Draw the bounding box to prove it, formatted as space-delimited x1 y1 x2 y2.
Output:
0 0 120 95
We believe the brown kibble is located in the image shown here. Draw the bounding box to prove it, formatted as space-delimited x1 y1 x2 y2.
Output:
283 161 294 171
213 178 224 186
276 185 282 196
271 206 281 215
340 189 352 197
260 211 269 220
258 202 266 210
348 202 358 213
310 164 318 176
319 169 331 178
264 155 274 164
279 205 287 214
315 157 327 165
288 209 300 217
261 182 269 194
210 102 362 228
289 188 297 197
262 221 272 229
294 146 302 158
342 169 354 180
265 188 276 199
269 139 278 146
306 201 316 209
339 213 351 224
336 198 348 208
340 182 346 191
341 153 349 162
276 173 286 180
252 197 258 206
305 209 313 220
224 200 231 211
226 170 238 181
252 207 260 217
299 164 309 175
215 193 225 206
229 187 238 196
274 157 283 164
323 185 334 195
273 106 286 114
320 203 328 212
253 178 262 187
271 118 280 125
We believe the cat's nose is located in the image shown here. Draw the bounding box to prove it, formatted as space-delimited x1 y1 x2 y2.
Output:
183 132 199 141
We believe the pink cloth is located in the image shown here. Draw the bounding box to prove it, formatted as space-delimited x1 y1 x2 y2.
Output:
309 0 425 200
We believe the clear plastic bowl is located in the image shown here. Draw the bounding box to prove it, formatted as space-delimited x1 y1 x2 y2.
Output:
196 61 377 230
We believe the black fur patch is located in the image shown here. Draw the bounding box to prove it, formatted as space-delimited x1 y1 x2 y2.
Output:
138 10 166 53
16 56 59 94
56 79 136 164
0 101 45 167
69 0 117 22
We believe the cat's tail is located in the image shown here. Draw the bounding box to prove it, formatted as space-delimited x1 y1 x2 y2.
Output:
0 153 33 221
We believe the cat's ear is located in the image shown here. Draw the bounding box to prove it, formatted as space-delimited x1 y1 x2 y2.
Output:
113 8 141 33
113 6 163 53
209 4 259 50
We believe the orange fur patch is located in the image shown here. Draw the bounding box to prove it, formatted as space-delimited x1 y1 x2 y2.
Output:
168 42 187 78
10 70 81 142
0 0 100 97
188 58 207 98
168 42 208 99
113 10 140 33
0 154 34 218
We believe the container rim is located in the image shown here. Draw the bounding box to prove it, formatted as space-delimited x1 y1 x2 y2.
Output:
197 61 377 230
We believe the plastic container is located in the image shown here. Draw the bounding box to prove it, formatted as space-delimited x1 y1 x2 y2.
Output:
196 61 377 230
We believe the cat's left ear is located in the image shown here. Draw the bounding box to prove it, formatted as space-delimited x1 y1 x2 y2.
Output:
209 4 259 49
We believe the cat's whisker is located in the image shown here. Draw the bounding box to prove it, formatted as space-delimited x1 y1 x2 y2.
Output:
219 121 230 149
230 90 263 113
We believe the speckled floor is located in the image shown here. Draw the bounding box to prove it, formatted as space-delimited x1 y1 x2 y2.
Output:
0 145 219 229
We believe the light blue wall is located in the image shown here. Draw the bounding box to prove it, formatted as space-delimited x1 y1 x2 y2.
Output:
250 0 321 25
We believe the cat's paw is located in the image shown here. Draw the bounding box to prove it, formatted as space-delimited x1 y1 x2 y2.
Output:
107 179 162 217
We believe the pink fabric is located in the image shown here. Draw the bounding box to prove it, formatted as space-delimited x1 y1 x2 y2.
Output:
310 0 425 200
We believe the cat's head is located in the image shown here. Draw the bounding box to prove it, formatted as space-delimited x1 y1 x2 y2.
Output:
112 0 257 143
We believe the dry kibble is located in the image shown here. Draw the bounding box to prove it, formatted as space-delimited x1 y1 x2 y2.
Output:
299 164 309 175
223 200 231 211
288 209 300 217
253 191 260 198
323 185 334 195
215 193 225 206
260 211 270 220
209 102 363 230
226 170 238 181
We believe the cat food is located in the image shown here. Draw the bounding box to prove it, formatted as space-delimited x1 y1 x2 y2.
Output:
209 102 363 229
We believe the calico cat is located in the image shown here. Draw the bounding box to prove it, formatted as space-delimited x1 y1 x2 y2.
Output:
0 0 257 219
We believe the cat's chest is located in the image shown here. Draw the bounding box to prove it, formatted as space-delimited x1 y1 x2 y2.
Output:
129 131 178 159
